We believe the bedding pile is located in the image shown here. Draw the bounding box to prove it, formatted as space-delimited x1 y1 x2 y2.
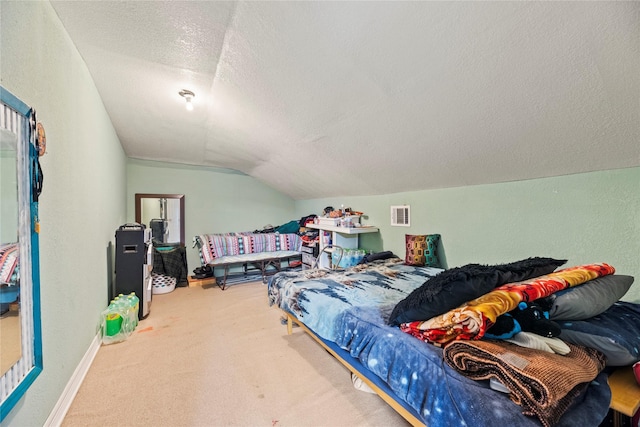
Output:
399 263 615 345
392 261 639 424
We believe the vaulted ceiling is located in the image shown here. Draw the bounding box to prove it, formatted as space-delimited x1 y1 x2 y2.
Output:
50 1 640 200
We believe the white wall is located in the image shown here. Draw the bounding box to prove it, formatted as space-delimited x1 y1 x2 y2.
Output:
296 167 640 303
1 2 127 425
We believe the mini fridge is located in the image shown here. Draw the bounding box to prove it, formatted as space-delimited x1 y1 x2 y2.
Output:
115 223 153 319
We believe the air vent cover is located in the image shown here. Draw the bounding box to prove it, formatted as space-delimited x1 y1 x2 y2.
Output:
391 205 410 227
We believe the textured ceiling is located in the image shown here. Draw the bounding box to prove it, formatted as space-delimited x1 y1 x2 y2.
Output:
50 1 640 200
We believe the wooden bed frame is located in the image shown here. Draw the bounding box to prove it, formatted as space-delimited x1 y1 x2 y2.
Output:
608 366 640 427
284 312 424 426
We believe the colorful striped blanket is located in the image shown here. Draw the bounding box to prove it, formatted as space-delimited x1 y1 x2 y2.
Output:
195 232 302 264
401 263 615 345
0 242 19 285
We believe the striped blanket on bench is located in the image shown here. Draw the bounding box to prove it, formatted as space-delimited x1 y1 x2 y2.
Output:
194 233 302 289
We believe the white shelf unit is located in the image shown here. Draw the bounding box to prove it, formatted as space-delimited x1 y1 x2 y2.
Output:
305 224 379 269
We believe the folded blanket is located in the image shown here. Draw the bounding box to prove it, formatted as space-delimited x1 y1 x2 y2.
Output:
443 339 606 427
401 263 614 345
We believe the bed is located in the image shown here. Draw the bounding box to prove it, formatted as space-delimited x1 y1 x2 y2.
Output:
194 232 302 289
268 257 640 427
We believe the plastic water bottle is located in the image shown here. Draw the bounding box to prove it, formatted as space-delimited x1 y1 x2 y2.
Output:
127 293 139 327
110 296 122 316
338 249 347 268
119 296 130 333
116 296 130 334
347 250 355 267
104 301 122 336
342 249 350 268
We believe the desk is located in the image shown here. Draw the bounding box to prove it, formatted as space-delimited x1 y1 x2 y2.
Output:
305 224 379 269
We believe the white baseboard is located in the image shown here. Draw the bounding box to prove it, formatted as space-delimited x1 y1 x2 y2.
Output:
44 333 102 427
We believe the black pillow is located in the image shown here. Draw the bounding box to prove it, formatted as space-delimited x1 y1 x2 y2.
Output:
388 257 567 326
359 251 396 264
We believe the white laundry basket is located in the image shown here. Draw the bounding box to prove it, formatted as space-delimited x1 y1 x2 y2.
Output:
152 273 177 294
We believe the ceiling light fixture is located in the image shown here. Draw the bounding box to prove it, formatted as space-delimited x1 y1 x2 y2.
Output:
179 89 195 111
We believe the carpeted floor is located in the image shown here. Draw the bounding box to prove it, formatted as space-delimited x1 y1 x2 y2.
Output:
62 281 410 427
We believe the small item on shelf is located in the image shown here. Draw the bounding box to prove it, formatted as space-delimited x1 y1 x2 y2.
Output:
317 217 341 226
339 215 361 228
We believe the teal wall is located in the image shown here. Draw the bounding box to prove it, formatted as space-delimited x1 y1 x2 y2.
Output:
126 159 297 271
296 167 640 303
1 2 128 425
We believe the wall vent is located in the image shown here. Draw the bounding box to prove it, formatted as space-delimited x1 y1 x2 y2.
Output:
391 205 410 227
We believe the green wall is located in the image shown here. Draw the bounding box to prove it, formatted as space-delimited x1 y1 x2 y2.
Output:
127 159 297 271
0 2 637 425
1 2 128 425
296 167 640 303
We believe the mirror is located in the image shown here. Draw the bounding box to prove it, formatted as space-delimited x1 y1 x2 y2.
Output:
0 87 43 420
1 128 21 374
134 194 185 246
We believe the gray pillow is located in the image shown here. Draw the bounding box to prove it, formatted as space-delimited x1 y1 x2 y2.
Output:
547 275 634 321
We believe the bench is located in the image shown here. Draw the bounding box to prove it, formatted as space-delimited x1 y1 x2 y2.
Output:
193 232 302 290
